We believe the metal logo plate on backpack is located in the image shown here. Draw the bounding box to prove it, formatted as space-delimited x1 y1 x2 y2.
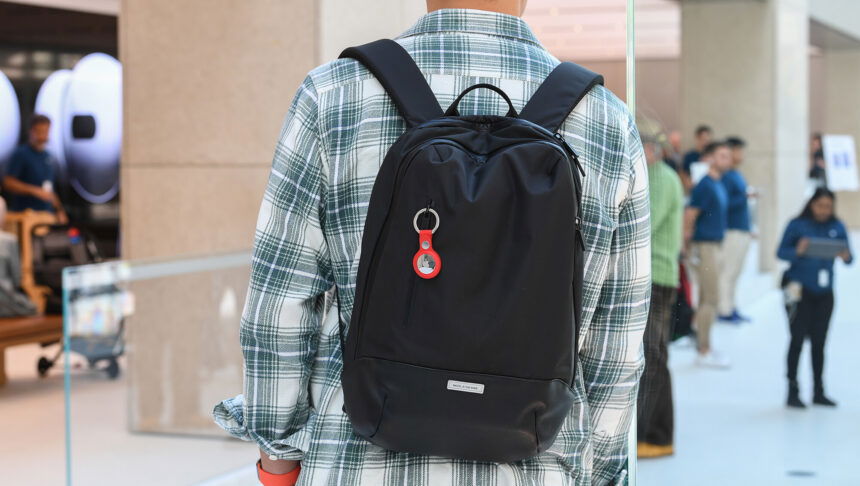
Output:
446 380 485 394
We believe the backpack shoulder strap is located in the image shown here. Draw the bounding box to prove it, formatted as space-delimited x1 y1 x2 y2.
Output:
519 62 604 133
339 39 443 128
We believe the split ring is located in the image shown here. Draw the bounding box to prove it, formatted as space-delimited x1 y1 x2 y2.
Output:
413 208 440 234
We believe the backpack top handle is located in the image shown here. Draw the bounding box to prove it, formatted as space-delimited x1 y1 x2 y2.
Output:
444 83 519 118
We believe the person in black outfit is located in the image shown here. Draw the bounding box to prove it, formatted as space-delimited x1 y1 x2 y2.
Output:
777 188 853 408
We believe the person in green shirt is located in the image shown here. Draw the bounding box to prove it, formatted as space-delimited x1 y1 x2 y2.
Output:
637 127 684 458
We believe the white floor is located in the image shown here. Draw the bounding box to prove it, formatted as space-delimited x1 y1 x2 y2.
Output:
638 237 860 485
0 349 254 485
2 237 858 485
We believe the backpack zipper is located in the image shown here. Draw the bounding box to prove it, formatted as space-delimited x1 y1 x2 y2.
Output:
403 198 433 327
553 132 586 178
552 132 586 243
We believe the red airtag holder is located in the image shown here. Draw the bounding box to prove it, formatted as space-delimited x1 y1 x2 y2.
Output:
413 229 441 279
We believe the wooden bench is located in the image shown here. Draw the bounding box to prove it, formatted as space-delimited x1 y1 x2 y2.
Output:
3 210 60 314
0 315 63 386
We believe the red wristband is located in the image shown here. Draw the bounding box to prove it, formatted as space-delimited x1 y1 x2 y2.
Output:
256 460 301 486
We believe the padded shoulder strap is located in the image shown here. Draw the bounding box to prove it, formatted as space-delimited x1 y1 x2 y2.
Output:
339 39 443 128
519 62 604 133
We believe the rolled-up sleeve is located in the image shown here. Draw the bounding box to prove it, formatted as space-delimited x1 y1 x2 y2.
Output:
581 114 651 485
213 75 334 460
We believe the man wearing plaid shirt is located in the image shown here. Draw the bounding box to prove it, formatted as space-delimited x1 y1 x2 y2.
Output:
213 1 650 485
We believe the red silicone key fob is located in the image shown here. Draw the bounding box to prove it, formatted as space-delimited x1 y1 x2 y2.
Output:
413 229 441 279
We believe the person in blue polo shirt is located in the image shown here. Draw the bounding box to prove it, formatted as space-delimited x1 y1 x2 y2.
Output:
684 141 731 368
718 137 754 323
777 188 852 408
3 114 68 223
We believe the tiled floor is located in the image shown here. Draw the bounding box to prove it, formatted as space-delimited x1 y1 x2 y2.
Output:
2 237 858 485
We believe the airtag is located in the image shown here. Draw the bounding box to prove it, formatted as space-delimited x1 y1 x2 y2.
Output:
416 252 437 275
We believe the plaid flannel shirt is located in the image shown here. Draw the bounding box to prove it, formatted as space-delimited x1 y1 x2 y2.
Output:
214 8 650 486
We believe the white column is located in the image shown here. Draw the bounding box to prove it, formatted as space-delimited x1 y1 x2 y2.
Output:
680 0 809 271
318 0 426 63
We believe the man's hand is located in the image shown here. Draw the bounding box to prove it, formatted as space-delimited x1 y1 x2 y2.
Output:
838 249 852 262
260 450 299 475
796 238 810 256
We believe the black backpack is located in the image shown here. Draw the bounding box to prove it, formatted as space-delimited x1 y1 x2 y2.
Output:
32 224 101 314
339 39 603 463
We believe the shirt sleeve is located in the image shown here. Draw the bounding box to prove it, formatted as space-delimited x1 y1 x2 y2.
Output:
725 173 747 212
837 221 854 265
582 113 650 485
667 171 684 259
688 178 712 211
777 220 800 262
212 75 334 460
649 166 682 246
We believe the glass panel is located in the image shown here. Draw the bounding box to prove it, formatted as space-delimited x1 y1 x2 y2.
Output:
525 0 641 482
626 2 637 481
525 0 634 103
63 253 255 485
633 1 688 484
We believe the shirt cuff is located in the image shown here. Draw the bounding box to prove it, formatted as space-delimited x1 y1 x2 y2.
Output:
212 394 308 461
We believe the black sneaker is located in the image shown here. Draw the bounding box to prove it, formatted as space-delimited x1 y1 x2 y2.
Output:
813 394 837 407
787 395 806 409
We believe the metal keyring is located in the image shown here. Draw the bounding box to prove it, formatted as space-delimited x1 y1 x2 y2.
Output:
413 208 440 234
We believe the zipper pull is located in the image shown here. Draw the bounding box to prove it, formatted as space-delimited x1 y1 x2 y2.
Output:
554 132 586 178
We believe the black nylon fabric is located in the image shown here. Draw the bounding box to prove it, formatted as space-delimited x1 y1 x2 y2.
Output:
347 116 576 381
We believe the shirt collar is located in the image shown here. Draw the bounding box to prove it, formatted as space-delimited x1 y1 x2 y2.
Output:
26 143 44 155
398 8 543 47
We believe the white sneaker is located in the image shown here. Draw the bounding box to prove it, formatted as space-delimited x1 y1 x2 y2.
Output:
672 335 696 349
695 351 731 369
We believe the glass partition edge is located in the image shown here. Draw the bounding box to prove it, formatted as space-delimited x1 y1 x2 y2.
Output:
626 0 637 484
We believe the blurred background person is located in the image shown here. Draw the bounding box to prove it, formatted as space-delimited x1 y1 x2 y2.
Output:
777 188 852 408
809 133 827 188
2 114 67 224
637 123 684 459
680 125 713 193
663 129 683 172
684 141 731 368
718 136 753 323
